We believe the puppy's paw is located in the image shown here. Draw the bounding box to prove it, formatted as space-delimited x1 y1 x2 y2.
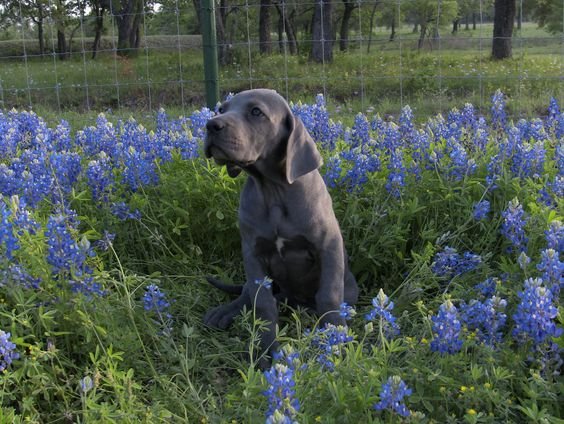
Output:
203 302 241 330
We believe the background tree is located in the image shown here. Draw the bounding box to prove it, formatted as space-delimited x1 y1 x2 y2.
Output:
90 0 108 59
533 0 564 34
2 0 49 56
273 0 298 54
405 0 458 50
107 0 144 56
339 0 358 52
311 0 333 63
259 0 272 53
492 0 515 59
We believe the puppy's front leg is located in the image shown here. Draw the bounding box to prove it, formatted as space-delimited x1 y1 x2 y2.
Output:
316 235 346 328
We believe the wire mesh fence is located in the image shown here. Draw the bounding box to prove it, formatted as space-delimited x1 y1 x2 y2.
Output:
0 0 562 117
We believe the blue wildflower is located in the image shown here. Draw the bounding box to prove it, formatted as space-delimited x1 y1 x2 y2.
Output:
189 107 214 140
373 376 412 417
143 283 172 320
512 278 562 346
86 153 113 202
473 200 490 221
256 276 273 290
537 249 563 296
501 198 528 253
110 202 141 221
365 289 400 338
545 221 564 254
45 213 87 276
263 362 300 424
431 247 482 279
491 90 507 129
385 148 406 198
461 296 507 347
349 113 372 148
475 278 498 298
79 376 94 393
1 263 41 290
339 302 356 321
323 155 343 188
0 330 19 372
310 324 353 371
430 300 463 355
0 201 19 259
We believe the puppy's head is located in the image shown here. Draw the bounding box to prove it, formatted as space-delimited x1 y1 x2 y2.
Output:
204 89 322 182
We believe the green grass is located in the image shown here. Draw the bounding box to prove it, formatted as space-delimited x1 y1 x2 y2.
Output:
0 22 561 119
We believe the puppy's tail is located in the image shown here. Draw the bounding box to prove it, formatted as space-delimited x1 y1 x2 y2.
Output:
206 276 244 295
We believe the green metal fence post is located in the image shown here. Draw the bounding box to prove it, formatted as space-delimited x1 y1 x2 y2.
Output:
201 0 220 109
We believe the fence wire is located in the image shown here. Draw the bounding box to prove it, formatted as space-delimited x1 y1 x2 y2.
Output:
0 0 562 118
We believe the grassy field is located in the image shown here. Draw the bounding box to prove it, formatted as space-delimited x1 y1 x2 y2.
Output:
0 23 561 119
0 89 563 422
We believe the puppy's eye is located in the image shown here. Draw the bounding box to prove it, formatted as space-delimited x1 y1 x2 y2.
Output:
250 107 263 117
217 106 225 114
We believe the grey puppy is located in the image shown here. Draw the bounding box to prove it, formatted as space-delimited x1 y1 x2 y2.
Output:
203 89 358 364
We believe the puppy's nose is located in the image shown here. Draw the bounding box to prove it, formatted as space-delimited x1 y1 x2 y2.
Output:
206 118 225 133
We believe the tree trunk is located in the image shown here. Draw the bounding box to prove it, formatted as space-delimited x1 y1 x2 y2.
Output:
112 0 141 57
35 3 45 57
192 0 202 32
259 0 272 54
215 0 231 66
418 23 427 50
452 19 459 34
367 1 378 52
339 1 356 52
275 3 297 54
57 28 67 60
389 15 396 41
311 0 333 63
92 4 105 59
472 12 476 30
492 0 516 60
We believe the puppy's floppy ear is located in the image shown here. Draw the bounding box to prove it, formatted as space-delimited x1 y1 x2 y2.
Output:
285 114 323 184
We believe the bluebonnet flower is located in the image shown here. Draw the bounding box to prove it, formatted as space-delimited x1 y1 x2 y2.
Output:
545 220 564 253
143 283 172 319
512 278 562 346
323 155 342 188
446 138 476 181
49 151 82 198
491 90 507 129
430 300 463 355
1 263 41 290
537 249 563 296
263 362 300 424
518 251 531 270
310 324 353 372
340 148 380 190
547 97 560 121
0 330 19 372
94 230 115 252
0 201 19 259
291 94 342 150
255 276 273 290
365 289 400 337
399 105 414 137
385 149 406 198
501 198 528 253
473 200 490 220
45 213 88 276
339 302 356 321
373 376 412 417
349 113 372 148
79 376 94 393
511 140 545 179
475 277 498 298
431 247 482 279
87 153 113 202
75 114 117 157
461 296 507 347
110 202 141 221
189 107 214 140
